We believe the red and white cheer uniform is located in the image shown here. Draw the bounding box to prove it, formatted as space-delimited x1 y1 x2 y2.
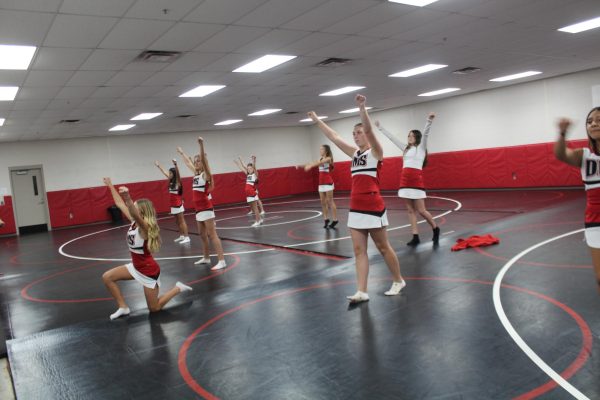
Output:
126 222 161 288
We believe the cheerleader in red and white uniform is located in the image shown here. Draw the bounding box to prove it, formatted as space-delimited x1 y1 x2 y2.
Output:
303 144 339 228
555 108 600 292
154 159 190 244
235 155 264 227
101 177 192 320
308 94 405 303
177 138 226 270
376 114 439 246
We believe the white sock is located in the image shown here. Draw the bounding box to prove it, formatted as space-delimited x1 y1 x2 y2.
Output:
210 260 227 271
110 307 130 320
176 281 193 292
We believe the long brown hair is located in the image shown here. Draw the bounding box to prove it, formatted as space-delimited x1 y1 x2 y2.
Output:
135 199 161 253
587 107 600 155
404 129 428 167
322 144 334 170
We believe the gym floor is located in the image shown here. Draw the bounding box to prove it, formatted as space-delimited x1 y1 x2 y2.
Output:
1 189 598 400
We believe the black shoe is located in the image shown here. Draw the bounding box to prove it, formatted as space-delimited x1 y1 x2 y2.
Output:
432 227 440 243
323 219 330 229
329 220 338 229
406 235 420 246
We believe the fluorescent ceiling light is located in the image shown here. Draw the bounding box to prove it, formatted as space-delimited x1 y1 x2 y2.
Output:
0 45 36 70
300 116 328 122
131 112 162 120
0 118 5 126
215 119 243 126
389 64 447 77
248 108 281 116
339 107 373 114
109 124 135 131
0 86 19 101
179 85 225 98
418 88 460 97
234 55 297 73
558 16 600 33
320 86 365 96
490 71 542 82
388 0 439 6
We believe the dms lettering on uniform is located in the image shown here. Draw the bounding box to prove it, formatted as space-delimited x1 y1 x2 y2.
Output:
586 159 600 177
127 233 135 246
353 154 367 167
193 176 200 185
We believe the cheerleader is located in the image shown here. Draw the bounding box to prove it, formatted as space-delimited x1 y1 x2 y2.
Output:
177 138 227 270
308 94 405 303
555 108 600 292
303 144 339 228
101 177 192 320
235 155 263 227
375 114 439 246
154 159 190 244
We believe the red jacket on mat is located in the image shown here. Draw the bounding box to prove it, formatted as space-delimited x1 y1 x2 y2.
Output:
451 234 500 251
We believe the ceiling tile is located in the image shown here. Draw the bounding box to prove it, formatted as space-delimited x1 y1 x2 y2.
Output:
0 0 62 12
125 0 201 20
79 49 140 70
59 0 136 17
31 48 93 71
66 71 117 87
104 70 156 86
235 29 311 55
0 70 27 86
283 0 375 31
234 0 327 28
163 52 223 71
16 86 62 100
0 9 55 45
193 25 270 53
184 0 269 24
43 14 118 48
149 22 226 52
98 18 174 50
23 71 75 87
55 86 97 99
141 71 190 86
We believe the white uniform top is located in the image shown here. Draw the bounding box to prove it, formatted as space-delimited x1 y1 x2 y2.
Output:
193 172 208 193
127 223 145 255
582 147 600 190
319 162 330 173
351 148 379 179
377 118 432 170
246 173 257 186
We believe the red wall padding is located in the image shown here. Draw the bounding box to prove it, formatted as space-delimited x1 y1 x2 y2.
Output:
32 139 586 230
0 196 16 235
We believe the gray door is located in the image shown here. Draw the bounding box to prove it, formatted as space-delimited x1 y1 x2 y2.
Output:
11 168 48 232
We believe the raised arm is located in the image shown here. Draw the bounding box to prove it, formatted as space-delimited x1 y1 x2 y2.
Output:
375 120 406 151
307 111 357 158
103 177 132 222
154 161 169 178
176 146 196 173
172 159 182 188
251 155 258 178
303 157 333 172
421 112 435 150
118 186 148 234
197 137 214 190
554 118 583 168
234 157 248 173
356 94 383 161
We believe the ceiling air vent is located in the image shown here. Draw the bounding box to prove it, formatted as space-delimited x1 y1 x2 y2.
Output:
59 119 80 124
285 111 299 115
174 114 197 119
136 50 182 63
453 67 481 75
315 57 352 67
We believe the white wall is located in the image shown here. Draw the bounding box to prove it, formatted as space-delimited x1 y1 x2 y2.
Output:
309 67 600 159
0 126 313 194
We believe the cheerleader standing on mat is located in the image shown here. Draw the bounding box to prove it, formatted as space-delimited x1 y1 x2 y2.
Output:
555 108 600 292
154 159 190 244
235 155 264 227
177 138 227 270
101 177 192 320
303 144 339 228
375 113 439 246
309 94 405 303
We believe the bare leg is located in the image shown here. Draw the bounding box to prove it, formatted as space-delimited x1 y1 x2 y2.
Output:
319 192 329 220
590 247 600 294
257 199 265 214
404 199 418 234
251 201 260 222
415 199 437 229
370 228 402 282
326 191 338 221
143 284 182 312
350 228 370 292
102 265 134 308
197 221 210 258
176 213 189 236
205 219 225 261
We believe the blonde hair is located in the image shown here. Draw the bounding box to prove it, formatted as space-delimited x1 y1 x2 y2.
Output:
135 199 161 253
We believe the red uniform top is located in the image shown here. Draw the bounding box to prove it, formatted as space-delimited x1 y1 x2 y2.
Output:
350 148 385 215
169 186 183 208
318 160 334 185
245 173 258 197
127 223 160 277
193 172 213 211
581 147 600 226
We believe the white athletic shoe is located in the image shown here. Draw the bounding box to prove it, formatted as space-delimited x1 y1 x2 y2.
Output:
110 307 130 320
174 236 185 242
179 237 191 244
194 256 211 265
251 220 261 227
384 280 406 296
210 260 227 271
346 291 370 304
176 281 193 292
247 210 253 215
260 210 265 216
